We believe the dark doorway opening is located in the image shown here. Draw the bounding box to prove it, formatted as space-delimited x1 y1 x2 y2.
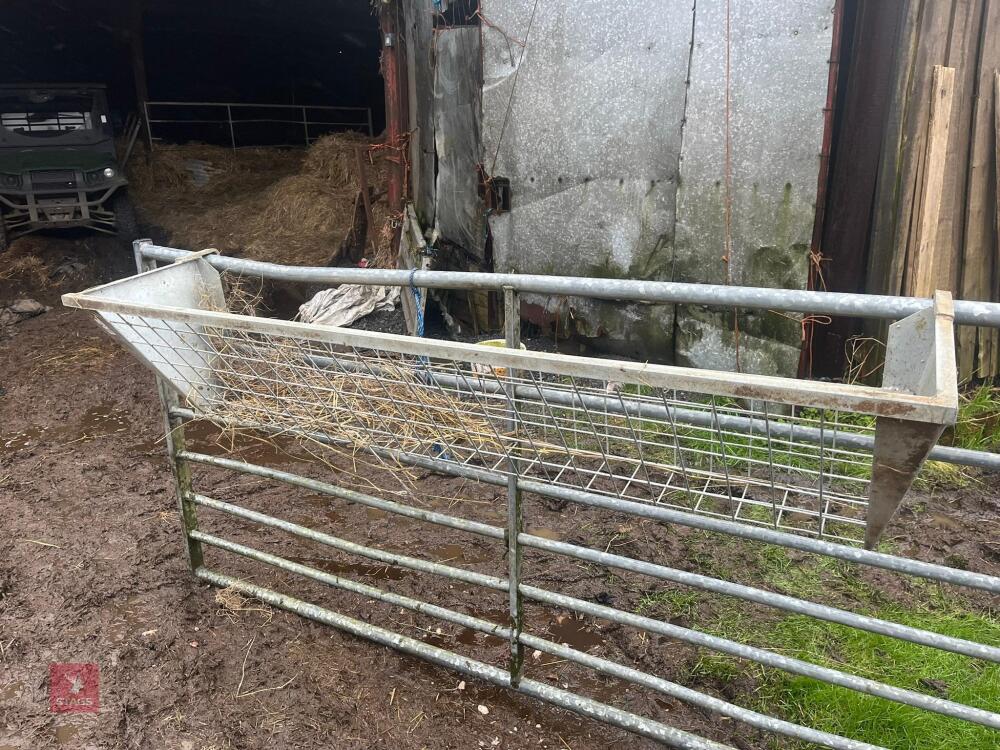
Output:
0 0 387 143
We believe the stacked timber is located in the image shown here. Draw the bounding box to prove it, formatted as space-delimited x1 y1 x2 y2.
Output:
866 0 1000 380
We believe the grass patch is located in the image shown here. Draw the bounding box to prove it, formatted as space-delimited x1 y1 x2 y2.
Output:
674 539 999 748
635 589 702 619
697 604 1000 749
916 384 1000 488
764 610 999 749
946 384 1000 452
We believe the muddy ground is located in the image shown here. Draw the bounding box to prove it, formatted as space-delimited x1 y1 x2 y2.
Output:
1 238 998 750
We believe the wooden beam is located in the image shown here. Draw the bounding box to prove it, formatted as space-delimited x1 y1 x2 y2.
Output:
885 1 954 299
995 70 1000 271
908 65 956 298
958 0 1000 378
380 0 409 216
935 0 985 292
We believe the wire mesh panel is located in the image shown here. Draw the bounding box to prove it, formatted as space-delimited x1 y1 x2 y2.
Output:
63 256 957 547
153 321 877 543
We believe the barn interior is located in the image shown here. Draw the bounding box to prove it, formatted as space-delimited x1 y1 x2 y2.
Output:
3 4 1000 750
0 0 386 128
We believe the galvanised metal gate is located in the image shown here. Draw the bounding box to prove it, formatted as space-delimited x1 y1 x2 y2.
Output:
61 243 1000 750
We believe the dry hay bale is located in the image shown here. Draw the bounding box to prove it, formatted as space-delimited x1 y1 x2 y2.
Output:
128 143 302 209
302 131 371 185
257 175 355 239
127 134 396 268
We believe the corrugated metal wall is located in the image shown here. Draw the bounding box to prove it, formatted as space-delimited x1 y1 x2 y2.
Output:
409 1 836 375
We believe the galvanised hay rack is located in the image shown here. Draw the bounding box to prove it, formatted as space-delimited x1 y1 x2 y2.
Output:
59 241 1000 750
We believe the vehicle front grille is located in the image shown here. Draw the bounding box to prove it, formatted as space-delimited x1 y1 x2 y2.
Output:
30 170 78 192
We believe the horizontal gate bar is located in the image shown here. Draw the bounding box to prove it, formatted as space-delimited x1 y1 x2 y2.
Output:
377 449 1000 593
520 586 1000 730
135 242 1000 327
179 449 999 662
190 493 507 591
174 423 1000 592
191 530 510 639
194 568 733 750
515 634 885 750
518 534 1000 663
188 489 1000 729
192 529 884 750
181 451 504 540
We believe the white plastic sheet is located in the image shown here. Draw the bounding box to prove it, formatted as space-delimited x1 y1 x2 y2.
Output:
299 285 400 328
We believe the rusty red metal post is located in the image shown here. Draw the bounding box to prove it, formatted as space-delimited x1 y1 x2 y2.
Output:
380 0 409 218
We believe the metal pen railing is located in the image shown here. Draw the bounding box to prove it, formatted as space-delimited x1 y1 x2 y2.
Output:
58 243 1000 750
143 100 375 150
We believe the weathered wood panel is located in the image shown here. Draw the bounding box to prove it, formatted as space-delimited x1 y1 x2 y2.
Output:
958 0 1000 378
434 27 486 259
908 65 955 298
404 0 437 227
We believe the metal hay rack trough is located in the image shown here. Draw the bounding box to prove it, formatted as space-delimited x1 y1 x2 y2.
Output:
63 243 1000 750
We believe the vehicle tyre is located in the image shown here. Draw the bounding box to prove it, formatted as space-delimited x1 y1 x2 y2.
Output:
0 210 8 254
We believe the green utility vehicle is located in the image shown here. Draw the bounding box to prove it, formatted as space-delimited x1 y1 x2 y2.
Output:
0 83 135 251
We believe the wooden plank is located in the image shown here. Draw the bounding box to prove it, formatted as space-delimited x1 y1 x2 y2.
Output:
995 70 1000 260
865 0 923 300
909 65 956 297
991 70 1000 375
935 0 985 292
815 0 907 377
885 0 955 298
958 0 1000 378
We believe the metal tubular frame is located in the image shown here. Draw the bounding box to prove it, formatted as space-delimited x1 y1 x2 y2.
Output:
143 101 375 150
64 254 960 548
60 245 1000 749
173 455 1000 742
167 454 1000 741
135 241 1000 327
130 241 1000 474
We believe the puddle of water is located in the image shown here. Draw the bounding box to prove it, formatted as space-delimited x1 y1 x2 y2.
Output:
418 605 508 649
424 624 502 649
546 614 605 652
2 402 126 455
563 672 621 704
290 556 409 581
302 494 346 525
125 419 314 465
526 527 563 542
430 543 490 565
181 421 307 468
456 627 480 646
366 507 388 521
0 682 23 701
54 724 79 744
